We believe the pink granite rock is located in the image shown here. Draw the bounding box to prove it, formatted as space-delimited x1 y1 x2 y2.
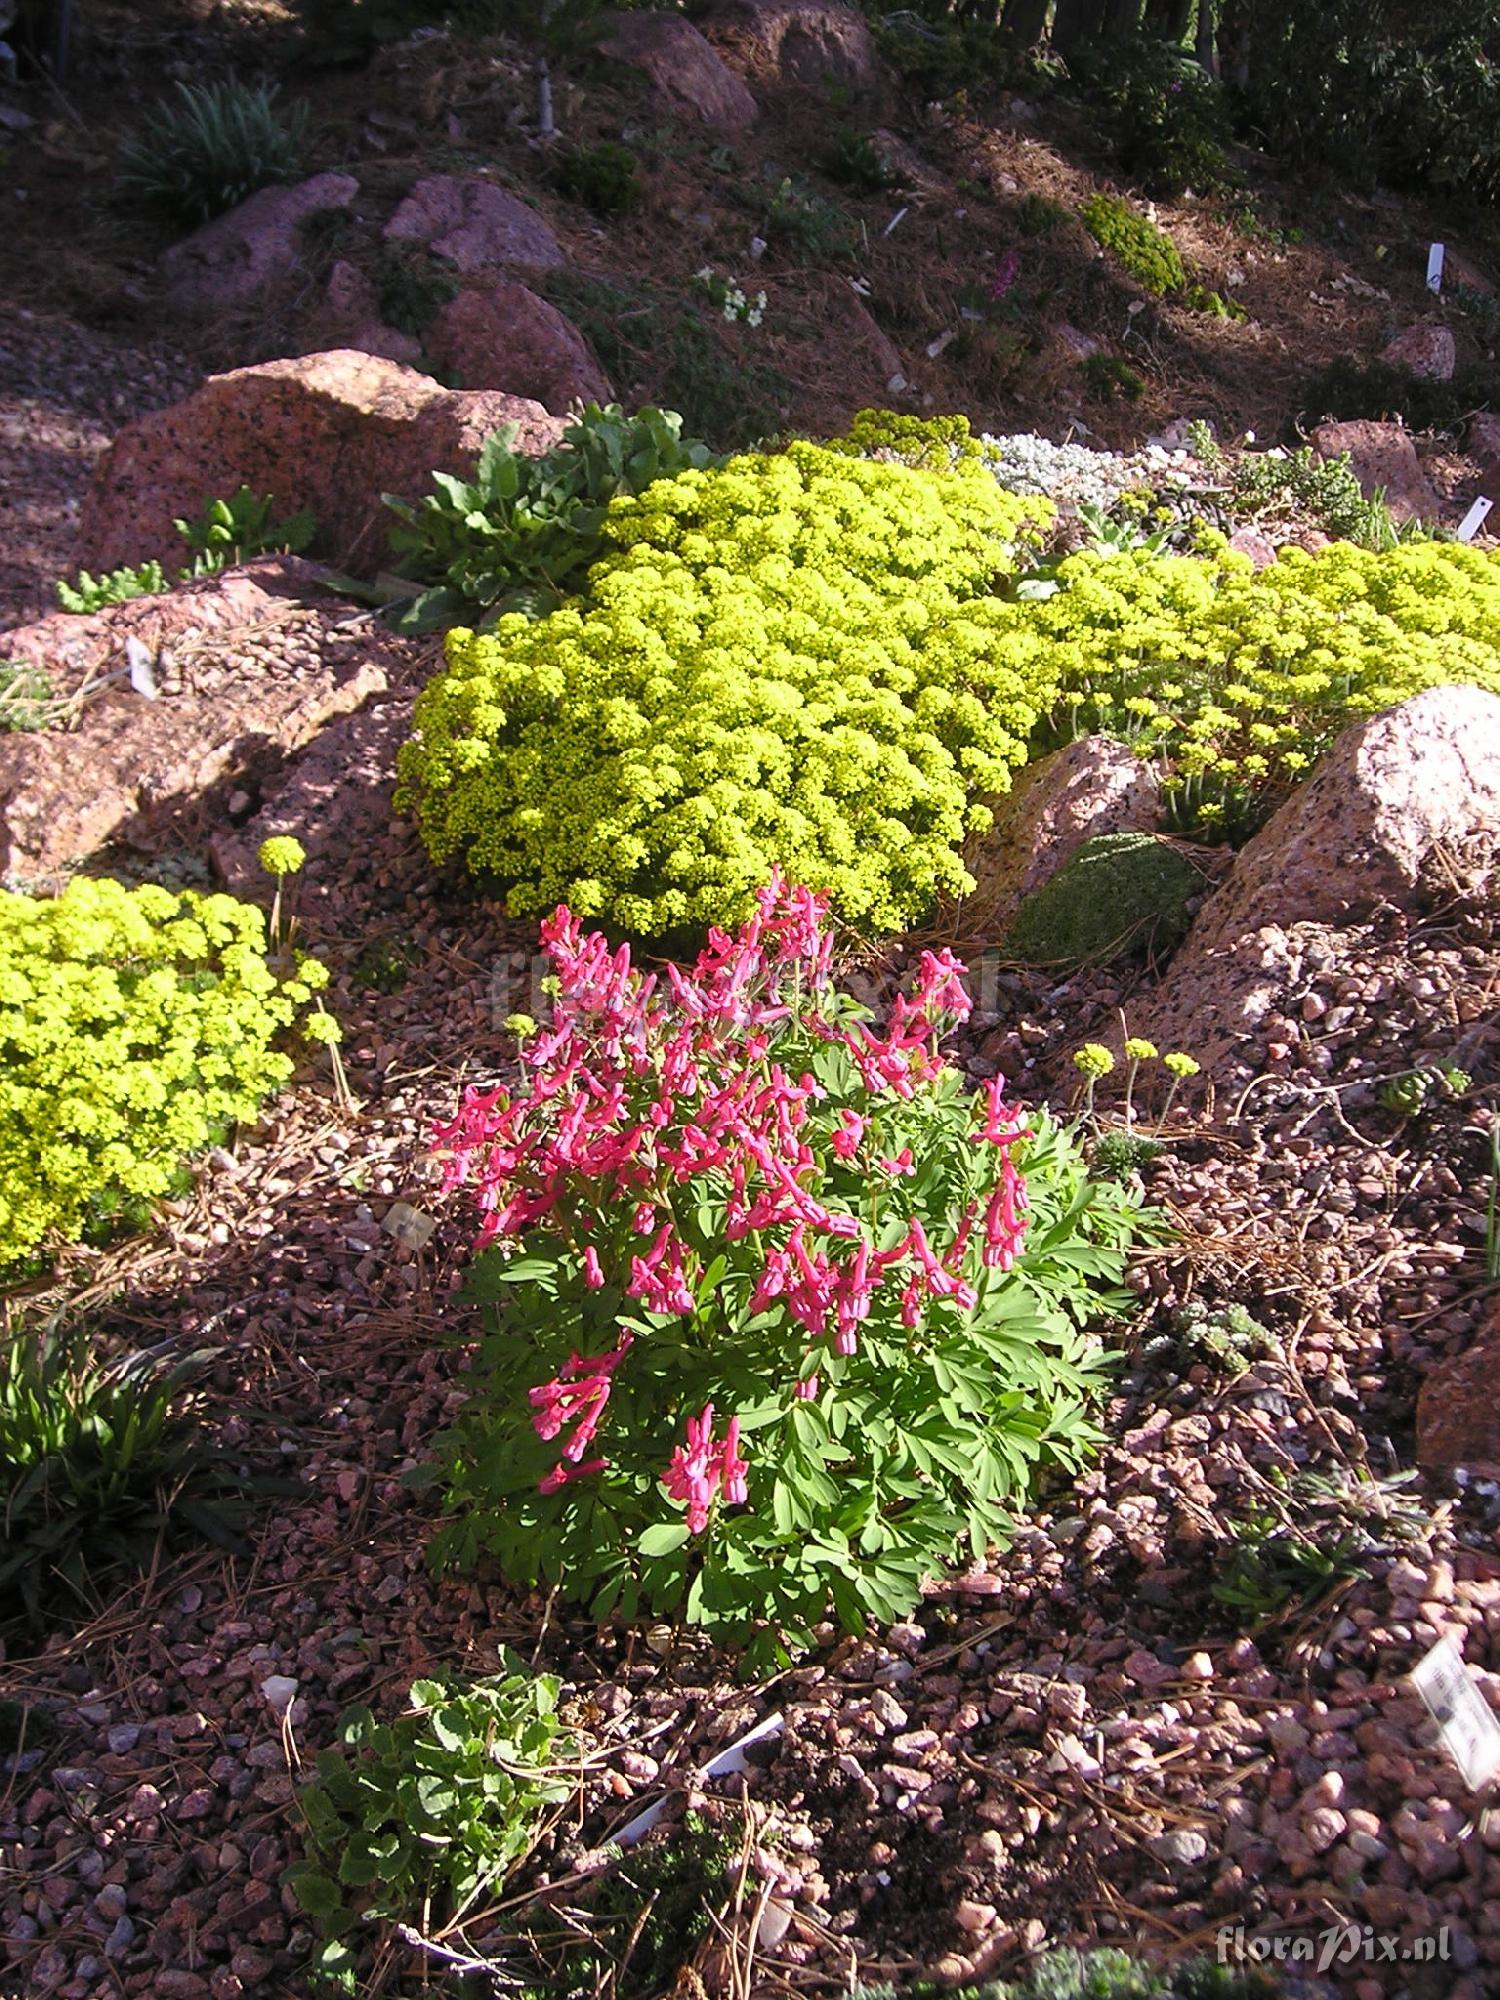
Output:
595 11 759 128
1312 419 1440 522
423 282 612 411
383 175 564 274
161 174 359 315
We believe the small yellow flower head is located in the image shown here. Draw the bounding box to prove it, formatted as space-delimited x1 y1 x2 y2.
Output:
1123 1037 1159 1062
304 1010 342 1046
1163 1051 1201 1079
296 956 331 992
1073 1043 1115 1080
258 836 307 878
504 1012 538 1039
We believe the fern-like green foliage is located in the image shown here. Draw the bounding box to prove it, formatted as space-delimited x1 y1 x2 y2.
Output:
0 879 321 1266
396 424 1053 937
1081 192 1186 295
118 79 308 227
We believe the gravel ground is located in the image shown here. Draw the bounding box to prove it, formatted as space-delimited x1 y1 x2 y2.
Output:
0 305 197 630
1 711 1498 1999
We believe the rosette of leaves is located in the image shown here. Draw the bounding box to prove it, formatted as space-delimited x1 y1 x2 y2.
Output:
381 403 715 632
288 1660 571 1971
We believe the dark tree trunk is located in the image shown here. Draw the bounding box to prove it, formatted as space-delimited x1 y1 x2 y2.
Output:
1196 0 1218 71
1103 0 1145 37
1052 0 1111 56
1000 0 1051 45
1142 0 1194 42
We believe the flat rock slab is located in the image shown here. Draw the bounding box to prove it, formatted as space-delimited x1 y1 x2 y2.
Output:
161 173 360 316
595 11 759 129
76 349 566 575
383 175 565 273
0 559 393 882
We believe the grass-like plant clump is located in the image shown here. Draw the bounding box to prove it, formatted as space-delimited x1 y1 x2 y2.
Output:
118 78 309 227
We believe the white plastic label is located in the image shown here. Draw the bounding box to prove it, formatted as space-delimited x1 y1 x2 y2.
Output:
1411 1637 1500 1791
1428 242 1445 292
1457 497 1493 543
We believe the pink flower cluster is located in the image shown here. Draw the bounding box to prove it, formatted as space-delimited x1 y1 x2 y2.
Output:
433 877 1033 1534
663 1405 749 1534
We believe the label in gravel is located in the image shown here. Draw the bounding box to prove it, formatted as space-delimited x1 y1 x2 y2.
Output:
1410 1637 1500 1791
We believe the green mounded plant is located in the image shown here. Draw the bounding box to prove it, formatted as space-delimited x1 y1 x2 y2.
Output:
1016 191 1072 237
1005 834 1203 969
823 128 900 193
176 486 315 577
551 139 641 215
540 270 790 448
0 1312 258 1632
289 1658 571 1977
118 78 309 227
424 889 1154 1669
761 172 857 264
1214 1464 1431 1628
1377 1063 1471 1119
55 561 170 615
0 877 324 1267
375 244 460 339
382 402 716 632
862 1944 1282 1997
397 424 1053 937
516 1810 742 2000
1080 353 1145 402
1139 1299 1276 1379
1081 192 1185 296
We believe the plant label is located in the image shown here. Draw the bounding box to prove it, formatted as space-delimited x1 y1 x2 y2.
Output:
383 1200 436 1250
1428 243 1445 293
1457 497 1493 543
1410 1637 1500 1791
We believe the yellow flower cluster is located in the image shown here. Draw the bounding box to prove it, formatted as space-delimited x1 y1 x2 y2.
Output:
0 878 312 1265
1015 538 1500 816
398 438 1053 937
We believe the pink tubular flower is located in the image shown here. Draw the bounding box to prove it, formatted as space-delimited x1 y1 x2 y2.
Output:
581 1246 606 1290
539 1455 607 1494
662 1402 750 1533
831 1108 865 1160
530 1336 633 1468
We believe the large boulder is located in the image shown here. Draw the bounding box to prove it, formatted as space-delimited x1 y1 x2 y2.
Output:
1133 685 1500 1072
703 0 885 95
423 282 612 411
595 11 759 129
1418 1303 1500 1481
1379 324 1456 383
0 559 393 883
1002 832 1208 969
160 173 360 316
1187 685 1500 957
961 737 1161 939
75 351 567 576
1312 419 1440 523
383 175 565 274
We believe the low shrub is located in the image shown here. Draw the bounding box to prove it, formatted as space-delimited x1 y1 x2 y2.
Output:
0 1312 249 1632
289 1658 570 1972
1075 38 1232 199
396 428 1052 936
761 172 857 264
1004 832 1203 968
375 243 460 338
425 885 1152 1667
1080 191 1185 296
1015 538 1500 832
383 402 715 631
0 878 321 1266
118 78 308 227
551 138 641 214
823 128 900 192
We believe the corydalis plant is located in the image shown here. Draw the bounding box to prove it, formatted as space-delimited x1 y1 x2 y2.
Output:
426 881 1151 1665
